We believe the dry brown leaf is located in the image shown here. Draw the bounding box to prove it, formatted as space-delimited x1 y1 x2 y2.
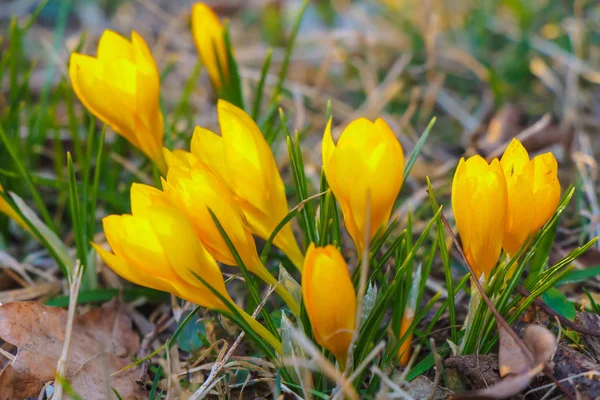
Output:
523 324 556 366
498 324 556 378
498 325 530 377
0 301 145 400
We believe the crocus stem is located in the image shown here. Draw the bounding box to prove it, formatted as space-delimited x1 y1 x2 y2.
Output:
459 279 481 354
253 264 301 315
233 304 283 355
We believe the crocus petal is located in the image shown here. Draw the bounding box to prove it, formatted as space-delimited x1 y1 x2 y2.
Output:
97 30 135 62
130 183 172 216
503 173 535 255
191 126 231 187
163 148 200 169
528 153 561 231
501 138 530 176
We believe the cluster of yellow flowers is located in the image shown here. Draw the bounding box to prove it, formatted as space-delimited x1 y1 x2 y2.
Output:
0 2 562 369
452 141 561 280
61 2 410 365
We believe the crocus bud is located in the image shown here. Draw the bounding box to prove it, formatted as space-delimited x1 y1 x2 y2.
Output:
191 100 304 270
452 156 507 279
398 311 413 366
0 184 28 231
302 244 356 366
161 158 300 314
69 30 165 172
92 184 229 311
501 139 560 256
322 118 405 256
191 3 228 90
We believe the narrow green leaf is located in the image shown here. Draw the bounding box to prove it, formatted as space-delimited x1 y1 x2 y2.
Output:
67 153 87 271
22 0 50 31
252 48 273 121
403 117 435 181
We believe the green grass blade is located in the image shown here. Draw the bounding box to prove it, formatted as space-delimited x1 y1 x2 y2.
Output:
403 117 435 181
252 48 273 121
67 153 87 267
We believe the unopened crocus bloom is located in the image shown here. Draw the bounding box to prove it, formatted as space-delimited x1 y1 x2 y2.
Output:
191 100 304 269
69 30 166 172
501 139 561 256
398 312 413 366
161 153 299 314
452 156 507 279
322 118 405 256
93 183 282 353
191 2 228 90
0 184 28 231
302 244 356 367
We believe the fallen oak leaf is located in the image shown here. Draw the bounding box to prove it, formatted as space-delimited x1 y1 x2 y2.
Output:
0 301 145 400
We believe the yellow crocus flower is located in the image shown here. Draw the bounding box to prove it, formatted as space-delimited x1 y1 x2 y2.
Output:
0 184 29 231
93 184 228 311
69 30 166 172
191 2 228 90
93 183 282 353
191 100 304 270
452 155 507 279
501 139 561 256
302 244 356 367
322 118 405 256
